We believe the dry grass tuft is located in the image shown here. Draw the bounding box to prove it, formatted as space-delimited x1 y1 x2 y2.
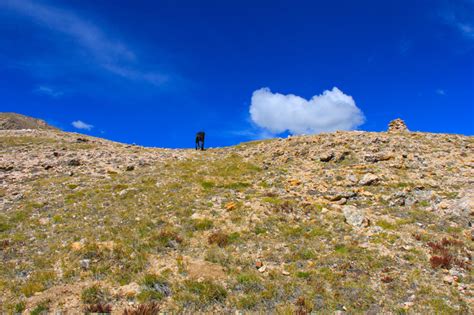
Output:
208 231 229 247
84 303 112 314
122 302 160 315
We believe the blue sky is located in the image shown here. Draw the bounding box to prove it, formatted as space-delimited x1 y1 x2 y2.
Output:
1 0 473 148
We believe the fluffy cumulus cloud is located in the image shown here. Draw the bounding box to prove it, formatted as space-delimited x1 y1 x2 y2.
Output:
249 87 365 135
72 120 93 130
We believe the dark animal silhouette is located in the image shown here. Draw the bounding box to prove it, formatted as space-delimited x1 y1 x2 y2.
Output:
195 131 205 150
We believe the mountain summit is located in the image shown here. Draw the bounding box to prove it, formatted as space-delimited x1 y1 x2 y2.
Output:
0 112 57 131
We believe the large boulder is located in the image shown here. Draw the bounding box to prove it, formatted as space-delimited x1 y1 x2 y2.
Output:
342 205 367 227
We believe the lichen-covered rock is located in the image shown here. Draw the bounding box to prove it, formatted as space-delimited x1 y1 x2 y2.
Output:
359 173 380 186
342 205 366 227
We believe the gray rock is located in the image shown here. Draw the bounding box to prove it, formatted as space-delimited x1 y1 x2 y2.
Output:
0 165 14 172
324 190 356 201
80 259 91 270
449 192 473 217
405 196 417 207
319 152 335 162
364 154 392 163
347 174 358 184
342 205 366 227
76 137 89 143
335 151 350 162
312 295 325 310
67 159 81 166
389 192 406 207
359 173 379 186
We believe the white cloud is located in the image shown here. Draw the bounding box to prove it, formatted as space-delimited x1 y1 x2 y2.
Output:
249 87 365 135
436 89 446 95
1 0 168 86
34 85 63 98
72 120 93 130
439 2 474 41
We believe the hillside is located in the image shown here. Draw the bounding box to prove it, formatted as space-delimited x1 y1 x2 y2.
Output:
0 113 58 131
0 118 473 314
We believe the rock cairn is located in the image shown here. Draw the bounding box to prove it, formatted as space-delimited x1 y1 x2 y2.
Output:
388 118 409 133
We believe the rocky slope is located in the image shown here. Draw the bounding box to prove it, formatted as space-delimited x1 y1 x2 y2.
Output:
0 117 472 314
0 113 58 131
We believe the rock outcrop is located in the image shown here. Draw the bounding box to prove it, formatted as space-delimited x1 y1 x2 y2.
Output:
0 112 57 130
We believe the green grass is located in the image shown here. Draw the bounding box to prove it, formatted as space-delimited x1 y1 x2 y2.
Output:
0 215 10 233
30 301 49 315
177 280 227 308
136 274 170 302
191 218 214 231
81 284 110 304
200 181 216 189
13 301 26 313
237 272 261 288
376 219 396 230
0 136 57 148
1 132 471 313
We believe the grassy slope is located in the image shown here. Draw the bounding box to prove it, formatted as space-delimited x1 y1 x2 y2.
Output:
0 130 472 314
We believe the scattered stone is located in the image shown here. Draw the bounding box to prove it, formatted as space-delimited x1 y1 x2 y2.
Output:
118 188 138 197
438 201 449 209
335 151 350 162
126 165 135 171
0 165 14 172
388 192 406 207
449 191 474 217
336 198 347 205
67 159 81 166
255 261 263 269
150 282 171 297
39 217 49 225
324 190 356 201
342 205 367 227
258 265 267 273
364 154 393 163
359 173 380 186
80 259 91 270
443 275 454 284
282 270 290 276
347 174 358 184
319 152 335 162
76 137 89 143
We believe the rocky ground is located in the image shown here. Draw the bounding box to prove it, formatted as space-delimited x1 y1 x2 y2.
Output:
0 117 473 314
